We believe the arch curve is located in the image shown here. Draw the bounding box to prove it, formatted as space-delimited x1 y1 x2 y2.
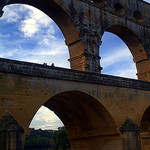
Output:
105 25 147 63
101 24 149 80
6 0 79 46
92 0 106 7
140 106 150 149
114 2 125 14
27 90 119 149
134 11 144 22
43 91 118 139
140 106 150 133
4 0 86 71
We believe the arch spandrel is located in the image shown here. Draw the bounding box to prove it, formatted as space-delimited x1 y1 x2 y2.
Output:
17 89 120 150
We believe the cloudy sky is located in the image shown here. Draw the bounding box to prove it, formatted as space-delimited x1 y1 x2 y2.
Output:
0 1 149 130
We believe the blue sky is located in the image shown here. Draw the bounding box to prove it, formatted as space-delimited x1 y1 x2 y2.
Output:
0 2 149 130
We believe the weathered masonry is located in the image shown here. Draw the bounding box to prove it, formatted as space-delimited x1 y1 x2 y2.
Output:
0 58 150 150
1 0 150 81
0 0 150 150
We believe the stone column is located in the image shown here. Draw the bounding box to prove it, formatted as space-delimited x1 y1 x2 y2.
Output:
141 132 150 150
136 59 150 82
67 28 102 73
120 118 141 150
0 112 24 150
67 3 103 73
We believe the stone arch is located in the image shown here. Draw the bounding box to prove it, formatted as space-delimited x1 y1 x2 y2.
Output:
102 25 148 80
140 106 150 133
30 91 118 149
114 2 125 14
140 106 150 149
134 11 144 22
93 0 106 7
4 0 85 71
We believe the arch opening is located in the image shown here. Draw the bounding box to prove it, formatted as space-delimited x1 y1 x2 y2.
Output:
0 4 70 67
140 106 150 133
28 91 118 149
134 11 144 22
93 0 106 7
100 25 148 80
140 106 150 149
114 3 125 14
1 1 85 71
6 0 80 45
100 32 137 79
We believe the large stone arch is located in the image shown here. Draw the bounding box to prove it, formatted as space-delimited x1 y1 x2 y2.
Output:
140 106 150 150
101 24 150 81
3 0 86 71
28 90 120 150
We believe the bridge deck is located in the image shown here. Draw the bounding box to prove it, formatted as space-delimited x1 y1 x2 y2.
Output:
0 58 150 91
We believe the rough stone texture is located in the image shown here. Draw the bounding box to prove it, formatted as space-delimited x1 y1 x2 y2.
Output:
120 118 141 150
0 112 24 132
0 0 150 81
0 112 24 150
0 59 150 149
123 132 141 150
120 118 140 133
0 0 150 149
0 58 150 91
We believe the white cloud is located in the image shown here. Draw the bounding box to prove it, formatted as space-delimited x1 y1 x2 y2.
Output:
112 64 137 79
101 47 132 68
101 43 137 79
30 106 64 130
20 18 39 37
2 5 24 23
0 4 69 69
19 5 54 37
0 34 10 38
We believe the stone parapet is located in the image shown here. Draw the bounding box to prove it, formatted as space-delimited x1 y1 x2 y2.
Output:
0 58 150 91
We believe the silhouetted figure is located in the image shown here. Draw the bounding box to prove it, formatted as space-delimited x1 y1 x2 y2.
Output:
51 63 54 67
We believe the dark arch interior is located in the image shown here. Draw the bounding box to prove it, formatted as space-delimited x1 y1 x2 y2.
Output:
93 0 106 6
140 106 150 149
134 11 144 21
114 3 125 14
106 25 147 63
43 91 118 141
140 106 150 133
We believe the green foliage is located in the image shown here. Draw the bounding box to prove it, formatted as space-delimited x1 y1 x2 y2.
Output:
52 127 71 150
24 127 70 150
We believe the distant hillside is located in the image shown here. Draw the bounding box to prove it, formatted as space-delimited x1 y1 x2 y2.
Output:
24 127 70 150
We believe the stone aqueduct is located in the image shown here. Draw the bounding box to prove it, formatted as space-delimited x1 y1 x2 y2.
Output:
0 0 150 150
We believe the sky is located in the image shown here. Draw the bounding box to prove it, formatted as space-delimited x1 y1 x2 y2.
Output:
0 1 149 130
145 0 150 3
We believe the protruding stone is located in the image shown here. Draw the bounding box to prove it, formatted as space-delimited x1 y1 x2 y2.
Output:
0 112 24 150
0 112 24 132
120 118 141 150
120 117 140 133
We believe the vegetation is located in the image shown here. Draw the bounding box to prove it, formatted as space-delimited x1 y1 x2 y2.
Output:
24 127 71 150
